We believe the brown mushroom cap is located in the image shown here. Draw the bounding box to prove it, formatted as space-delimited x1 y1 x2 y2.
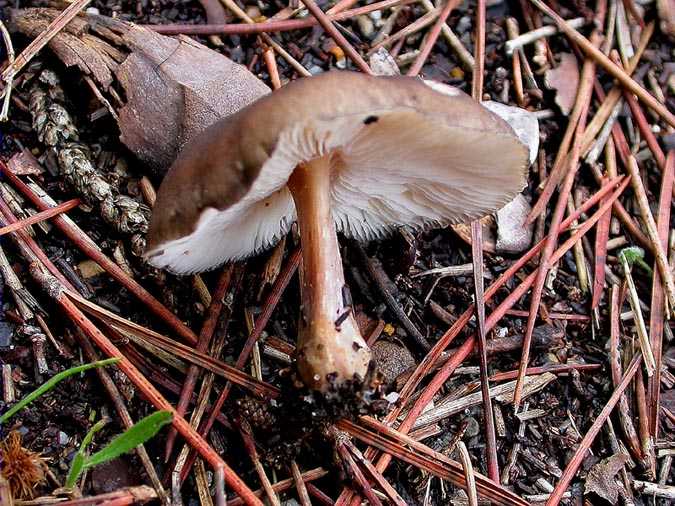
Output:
146 71 528 274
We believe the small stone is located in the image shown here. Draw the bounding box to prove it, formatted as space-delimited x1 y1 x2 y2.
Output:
457 16 472 34
496 194 534 254
369 48 400 76
356 15 375 39
463 416 480 438
450 67 464 79
495 326 508 338
58 431 70 445
245 6 262 20
371 341 416 383
385 392 400 403
77 259 105 279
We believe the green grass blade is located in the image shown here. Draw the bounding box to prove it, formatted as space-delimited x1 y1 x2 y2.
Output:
0 358 120 425
65 453 86 489
80 418 108 452
84 411 172 469
65 418 109 489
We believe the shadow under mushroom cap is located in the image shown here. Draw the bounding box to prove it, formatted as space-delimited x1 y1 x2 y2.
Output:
146 71 529 275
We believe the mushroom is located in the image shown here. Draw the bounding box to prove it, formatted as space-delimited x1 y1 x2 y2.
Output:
145 71 529 391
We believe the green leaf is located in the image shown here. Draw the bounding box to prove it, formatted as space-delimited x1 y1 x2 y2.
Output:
0 358 120 425
84 411 172 469
619 246 653 276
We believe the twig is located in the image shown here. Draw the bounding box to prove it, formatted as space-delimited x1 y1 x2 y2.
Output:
345 178 631 504
632 481 675 499
623 90 674 200
339 418 527 506
240 422 280 506
0 204 259 506
1 364 14 402
343 440 406 506
406 0 461 77
291 461 313 506
0 0 91 85
411 263 473 278
505 18 585 54
489 363 601 382
0 20 15 121
194 459 214 506
76 334 170 504
585 102 622 165
527 43 597 223
34 486 157 505
355 243 430 350
591 159 614 310
501 402 528 484
228 469 329 506
470 221 499 481
457 441 478 506
220 0 311 76
514 49 595 407
66 291 279 398
635 372 656 478
609 284 643 462
147 0 412 35
0 199 79 237
169 268 243 485
369 8 440 55
397 177 625 405
566 195 590 294
505 18 525 107
336 442 383 506
179 248 301 483
528 0 675 126
647 151 674 438
580 22 654 156
420 0 474 70
0 164 200 347
619 250 656 375
300 0 372 74
625 156 675 310
164 267 235 460
411 373 556 429
620 0 644 27
545 353 642 506
263 47 282 90
471 0 486 100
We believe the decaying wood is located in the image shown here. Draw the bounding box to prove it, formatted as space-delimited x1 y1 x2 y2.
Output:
11 8 270 173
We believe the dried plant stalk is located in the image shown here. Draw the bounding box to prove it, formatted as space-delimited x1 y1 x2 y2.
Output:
28 70 150 255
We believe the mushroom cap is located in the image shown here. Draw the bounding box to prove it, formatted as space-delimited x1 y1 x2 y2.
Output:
146 71 529 274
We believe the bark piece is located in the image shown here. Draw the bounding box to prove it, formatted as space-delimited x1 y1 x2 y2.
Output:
584 454 630 503
544 53 580 116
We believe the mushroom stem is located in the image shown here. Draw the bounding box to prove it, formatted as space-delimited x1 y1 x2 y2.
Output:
288 156 371 390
